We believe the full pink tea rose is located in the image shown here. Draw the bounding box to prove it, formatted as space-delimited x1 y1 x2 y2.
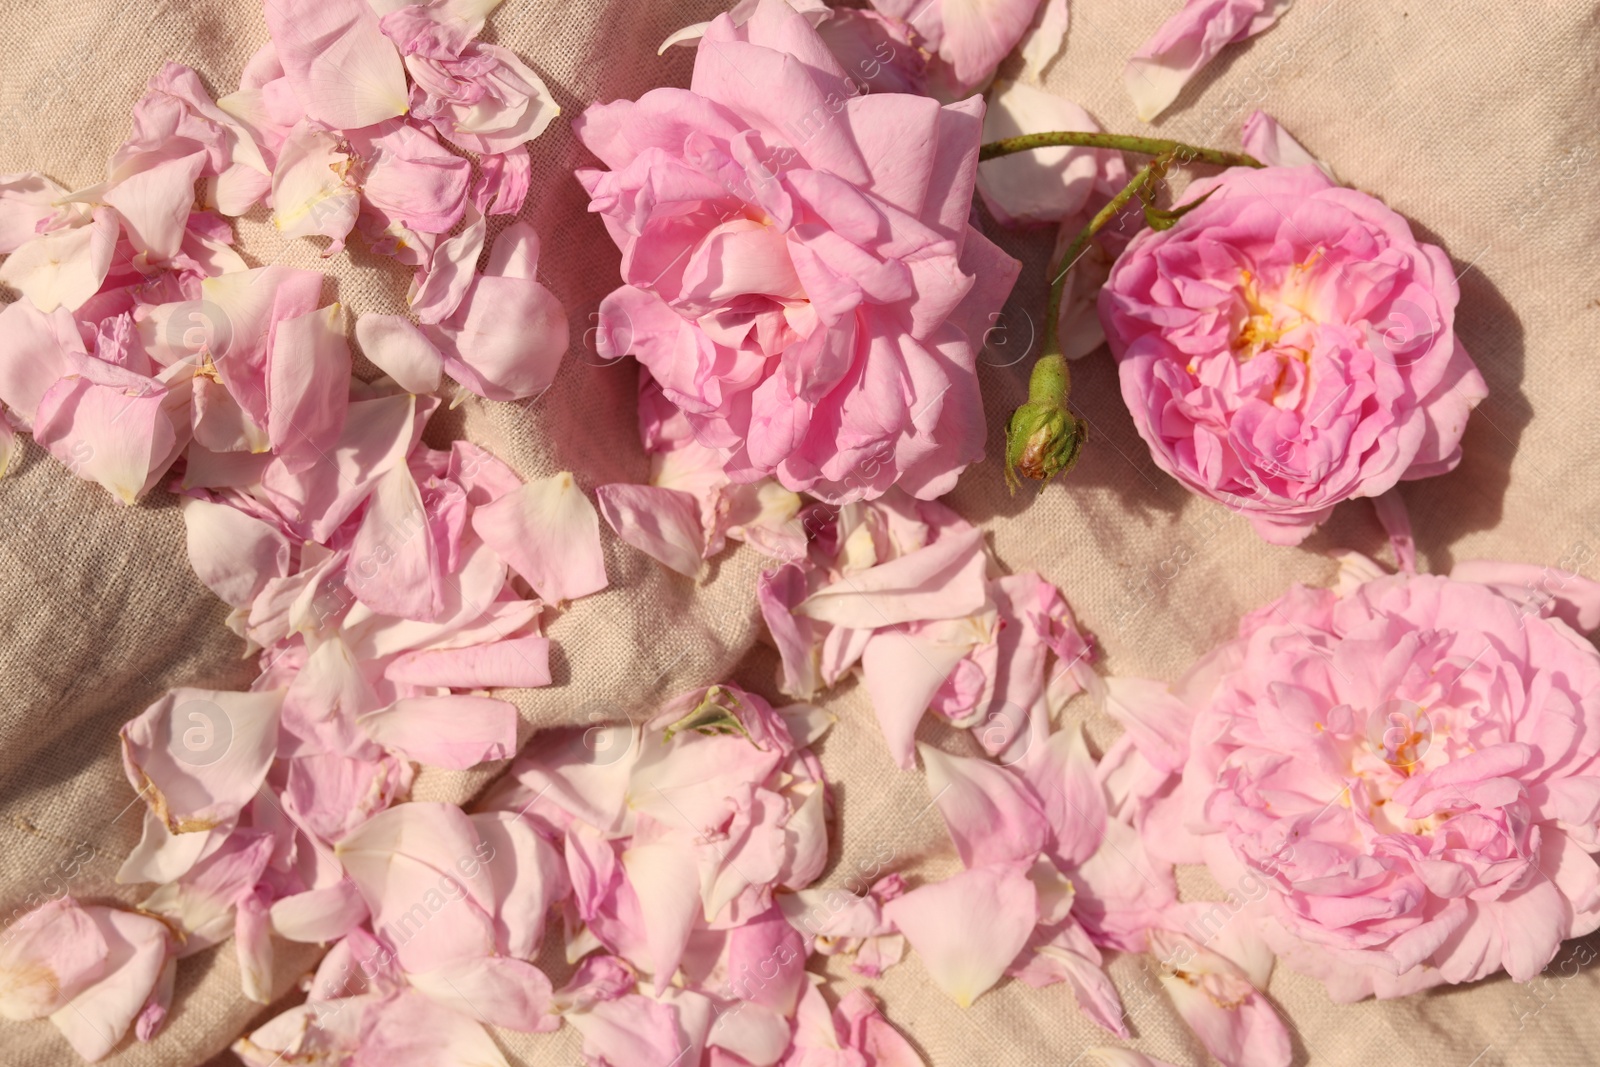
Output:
576 0 1019 504
1099 165 1488 544
1116 559 1600 1002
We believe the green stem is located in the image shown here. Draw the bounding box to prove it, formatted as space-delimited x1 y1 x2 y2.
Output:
1042 161 1162 358
978 131 1263 170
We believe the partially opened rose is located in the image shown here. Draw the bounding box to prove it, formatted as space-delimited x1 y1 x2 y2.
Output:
1122 559 1600 1002
577 0 1018 504
1100 165 1487 544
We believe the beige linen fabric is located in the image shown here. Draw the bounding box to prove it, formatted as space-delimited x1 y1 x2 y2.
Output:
1 0 1597 1065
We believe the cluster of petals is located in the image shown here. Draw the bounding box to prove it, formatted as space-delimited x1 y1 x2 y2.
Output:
1100 162 1488 544
757 488 1096 770
579 0 1020 505
1108 555 1600 1010
595 377 810 579
230 684 926 1067
0 0 565 506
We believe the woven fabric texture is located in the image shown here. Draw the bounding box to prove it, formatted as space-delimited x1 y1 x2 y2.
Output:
1 0 1597 1064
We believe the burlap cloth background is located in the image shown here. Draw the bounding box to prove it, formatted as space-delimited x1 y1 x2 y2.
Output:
2 0 1597 1064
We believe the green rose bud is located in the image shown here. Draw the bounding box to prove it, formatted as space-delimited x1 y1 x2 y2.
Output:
1004 354 1086 492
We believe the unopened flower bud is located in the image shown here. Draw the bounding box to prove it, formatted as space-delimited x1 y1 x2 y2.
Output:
1005 354 1085 491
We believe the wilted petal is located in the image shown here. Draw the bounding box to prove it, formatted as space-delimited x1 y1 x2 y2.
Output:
0 898 108 1021
882 863 1038 1007
48 907 171 1063
121 688 283 834
472 471 608 603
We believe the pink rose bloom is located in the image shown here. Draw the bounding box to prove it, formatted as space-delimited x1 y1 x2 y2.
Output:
576 0 1019 504
1100 166 1488 545
1125 560 1600 1002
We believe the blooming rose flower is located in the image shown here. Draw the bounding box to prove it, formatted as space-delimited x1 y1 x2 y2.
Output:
577 0 1019 504
1118 559 1600 1002
1100 165 1488 544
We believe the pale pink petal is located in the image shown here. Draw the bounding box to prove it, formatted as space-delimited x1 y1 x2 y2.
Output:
265 0 410 130
121 688 282 835
358 694 518 769
267 302 350 459
183 495 292 604
236 892 274 1004
356 989 511 1067
424 273 568 401
408 204 485 325
861 630 974 770
1102 676 1192 772
1150 928 1291 1067
566 993 685 1066
796 526 988 628
0 898 108 1021
0 172 68 253
835 986 926 1066
882 863 1038 1007
474 150 532 216
0 300 86 427
385 635 551 689
471 471 608 603
102 151 206 262
407 956 555 1033
920 744 1048 867
355 313 444 394
48 908 170 1063
1124 0 1289 122
1018 0 1070 80
596 482 705 577
347 460 443 621
1240 109 1333 177
32 374 180 504
270 122 359 247
977 81 1103 226
1023 721 1107 868
333 802 498 973
356 120 471 234
0 207 118 313
620 832 703 991
139 831 274 954
468 811 568 960
1452 559 1600 634
269 879 369 943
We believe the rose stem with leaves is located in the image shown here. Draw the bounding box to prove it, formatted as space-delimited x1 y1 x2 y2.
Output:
977 132 1263 492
